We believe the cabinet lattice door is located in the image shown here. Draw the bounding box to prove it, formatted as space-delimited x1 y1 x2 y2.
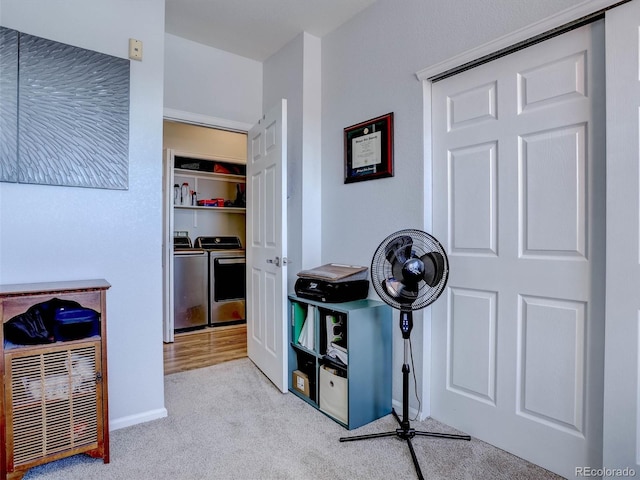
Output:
6 342 101 468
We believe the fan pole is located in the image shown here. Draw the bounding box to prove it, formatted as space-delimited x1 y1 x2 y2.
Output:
400 310 413 432
340 308 471 480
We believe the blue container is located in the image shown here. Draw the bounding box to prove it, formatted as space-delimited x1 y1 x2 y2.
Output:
53 307 100 341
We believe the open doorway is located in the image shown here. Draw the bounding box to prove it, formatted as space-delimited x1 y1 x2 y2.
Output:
162 119 248 374
163 324 247 374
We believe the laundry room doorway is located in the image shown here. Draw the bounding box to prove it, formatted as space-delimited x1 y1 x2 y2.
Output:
161 119 248 372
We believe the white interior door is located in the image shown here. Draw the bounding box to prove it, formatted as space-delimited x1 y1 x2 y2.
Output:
246 99 288 392
431 22 605 478
603 1 640 472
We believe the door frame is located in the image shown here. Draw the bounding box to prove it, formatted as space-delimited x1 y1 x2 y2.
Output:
415 0 625 424
161 109 253 343
163 108 253 134
429 20 606 478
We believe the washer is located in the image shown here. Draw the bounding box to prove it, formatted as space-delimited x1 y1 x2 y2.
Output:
173 236 208 331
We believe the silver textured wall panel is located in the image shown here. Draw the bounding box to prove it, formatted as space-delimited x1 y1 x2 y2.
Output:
0 29 130 189
0 27 19 183
18 33 130 189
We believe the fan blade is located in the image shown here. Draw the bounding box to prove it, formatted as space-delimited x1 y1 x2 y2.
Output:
420 252 445 287
383 278 418 303
384 235 413 266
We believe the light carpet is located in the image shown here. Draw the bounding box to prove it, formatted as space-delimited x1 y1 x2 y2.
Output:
23 358 563 480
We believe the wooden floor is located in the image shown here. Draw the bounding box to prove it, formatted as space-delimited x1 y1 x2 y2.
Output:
163 323 247 375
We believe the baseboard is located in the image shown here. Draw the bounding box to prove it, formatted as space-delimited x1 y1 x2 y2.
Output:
109 407 168 431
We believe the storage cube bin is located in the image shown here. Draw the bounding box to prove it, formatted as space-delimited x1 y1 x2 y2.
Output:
319 365 348 424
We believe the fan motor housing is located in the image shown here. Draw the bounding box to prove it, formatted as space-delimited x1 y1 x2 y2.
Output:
402 258 424 284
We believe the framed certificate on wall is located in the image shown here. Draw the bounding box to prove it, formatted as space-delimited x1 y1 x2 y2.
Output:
344 112 393 183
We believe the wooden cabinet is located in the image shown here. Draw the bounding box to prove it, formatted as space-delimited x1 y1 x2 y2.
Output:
0 280 110 480
288 295 392 430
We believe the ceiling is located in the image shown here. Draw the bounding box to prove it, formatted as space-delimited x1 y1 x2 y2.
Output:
165 0 377 62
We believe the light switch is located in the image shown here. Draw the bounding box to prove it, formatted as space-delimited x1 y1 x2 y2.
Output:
129 38 143 61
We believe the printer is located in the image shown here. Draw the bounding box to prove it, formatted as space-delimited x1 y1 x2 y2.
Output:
294 263 369 303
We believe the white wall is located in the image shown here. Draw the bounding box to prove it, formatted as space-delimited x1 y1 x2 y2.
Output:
300 35 322 277
0 0 167 429
0 0 592 433
320 0 586 413
263 32 322 292
164 33 262 127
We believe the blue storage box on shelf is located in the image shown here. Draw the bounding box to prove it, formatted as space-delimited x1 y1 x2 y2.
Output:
53 307 100 341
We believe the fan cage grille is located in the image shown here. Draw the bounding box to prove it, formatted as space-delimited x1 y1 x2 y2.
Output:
371 229 449 311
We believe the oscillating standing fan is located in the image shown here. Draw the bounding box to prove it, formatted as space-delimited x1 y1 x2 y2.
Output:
339 229 470 480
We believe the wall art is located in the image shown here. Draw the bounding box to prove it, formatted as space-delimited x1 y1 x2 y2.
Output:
344 112 394 183
0 27 130 190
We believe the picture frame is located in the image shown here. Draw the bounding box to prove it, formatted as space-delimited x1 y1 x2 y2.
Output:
344 112 394 184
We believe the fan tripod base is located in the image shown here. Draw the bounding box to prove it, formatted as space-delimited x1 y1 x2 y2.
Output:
339 408 470 480
340 311 470 480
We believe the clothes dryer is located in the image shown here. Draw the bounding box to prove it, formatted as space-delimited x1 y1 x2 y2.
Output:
194 236 246 326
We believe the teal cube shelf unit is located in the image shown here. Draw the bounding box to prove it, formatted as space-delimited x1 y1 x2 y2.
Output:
287 295 392 430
